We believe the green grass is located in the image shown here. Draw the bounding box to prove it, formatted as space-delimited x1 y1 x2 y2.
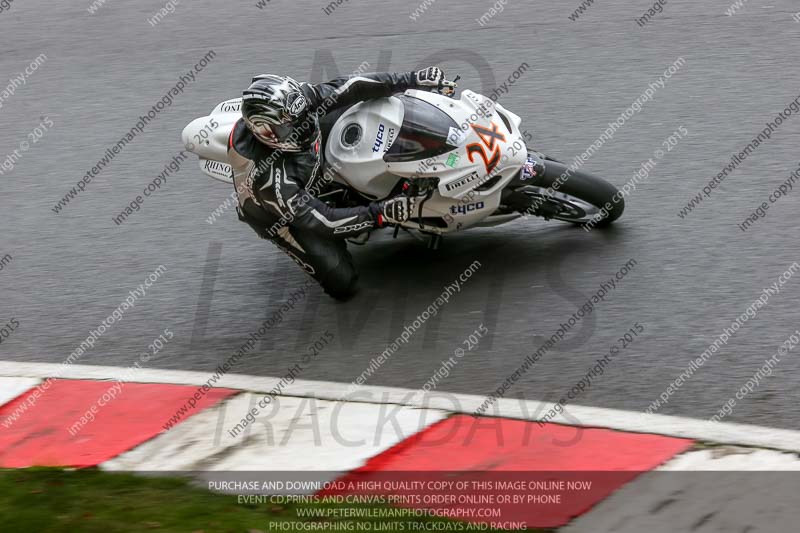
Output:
0 469 545 533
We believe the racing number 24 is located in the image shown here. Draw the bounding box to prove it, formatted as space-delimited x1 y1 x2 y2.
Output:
466 122 506 175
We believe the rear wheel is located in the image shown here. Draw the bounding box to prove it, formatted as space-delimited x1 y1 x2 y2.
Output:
519 160 624 226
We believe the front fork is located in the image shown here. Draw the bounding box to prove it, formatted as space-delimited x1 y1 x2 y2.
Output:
501 151 557 218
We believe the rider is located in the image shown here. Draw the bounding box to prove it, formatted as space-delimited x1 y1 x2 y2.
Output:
229 67 455 299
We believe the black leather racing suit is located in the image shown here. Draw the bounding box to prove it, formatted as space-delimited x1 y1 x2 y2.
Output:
228 72 419 299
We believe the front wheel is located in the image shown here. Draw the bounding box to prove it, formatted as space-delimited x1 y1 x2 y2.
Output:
518 160 624 226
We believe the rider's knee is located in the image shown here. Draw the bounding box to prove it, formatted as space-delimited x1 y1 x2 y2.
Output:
320 258 358 301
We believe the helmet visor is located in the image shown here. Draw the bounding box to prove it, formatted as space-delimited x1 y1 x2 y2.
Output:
246 118 297 145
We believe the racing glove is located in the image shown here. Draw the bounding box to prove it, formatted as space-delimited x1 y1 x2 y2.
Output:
413 67 457 94
375 195 420 226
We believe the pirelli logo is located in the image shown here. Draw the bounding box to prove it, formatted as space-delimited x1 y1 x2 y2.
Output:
445 172 481 192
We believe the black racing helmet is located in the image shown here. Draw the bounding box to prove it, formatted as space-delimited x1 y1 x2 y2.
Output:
241 75 315 152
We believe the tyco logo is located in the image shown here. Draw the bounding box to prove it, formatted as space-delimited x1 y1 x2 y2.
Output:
372 124 386 152
450 201 485 215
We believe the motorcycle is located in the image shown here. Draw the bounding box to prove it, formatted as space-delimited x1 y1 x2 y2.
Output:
182 81 624 249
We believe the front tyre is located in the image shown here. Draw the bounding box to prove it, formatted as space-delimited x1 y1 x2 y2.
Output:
520 160 624 226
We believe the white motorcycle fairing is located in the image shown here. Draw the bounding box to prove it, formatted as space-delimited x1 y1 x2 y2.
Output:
324 96 405 200
181 98 240 184
182 89 529 233
325 89 527 233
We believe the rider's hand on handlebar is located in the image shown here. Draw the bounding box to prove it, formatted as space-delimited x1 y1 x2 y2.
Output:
376 195 420 227
413 67 457 95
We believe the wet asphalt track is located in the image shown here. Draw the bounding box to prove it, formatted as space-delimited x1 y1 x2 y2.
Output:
1 0 800 428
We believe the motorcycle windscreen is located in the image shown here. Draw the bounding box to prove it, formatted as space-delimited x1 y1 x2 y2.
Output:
384 95 459 163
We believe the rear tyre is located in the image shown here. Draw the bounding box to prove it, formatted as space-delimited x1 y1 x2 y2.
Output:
521 160 624 226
